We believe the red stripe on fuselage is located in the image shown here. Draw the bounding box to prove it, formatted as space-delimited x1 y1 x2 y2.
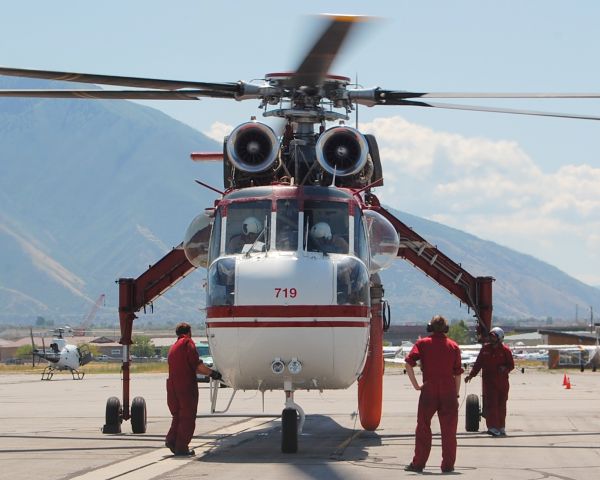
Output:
206 320 369 328
206 305 369 319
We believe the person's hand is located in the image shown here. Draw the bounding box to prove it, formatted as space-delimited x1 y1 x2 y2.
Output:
209 370 222 381
464 375 472 383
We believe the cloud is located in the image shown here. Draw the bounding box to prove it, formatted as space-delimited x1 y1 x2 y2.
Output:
360 116 600 284
203 121 233 142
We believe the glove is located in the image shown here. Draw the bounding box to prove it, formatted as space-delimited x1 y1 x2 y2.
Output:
209 370 222 381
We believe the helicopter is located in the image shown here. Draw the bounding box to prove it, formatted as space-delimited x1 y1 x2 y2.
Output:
29 327 92 380
2 14 600 452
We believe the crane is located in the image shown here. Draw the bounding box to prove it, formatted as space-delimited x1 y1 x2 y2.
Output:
73 294 106 336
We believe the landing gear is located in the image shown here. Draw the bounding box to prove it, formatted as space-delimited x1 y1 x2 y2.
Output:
40 366 85 380
102 396 123 434
281 408 298 453
281 388 305 453
131 396 147 434
465 394 481 432
40 366 55 381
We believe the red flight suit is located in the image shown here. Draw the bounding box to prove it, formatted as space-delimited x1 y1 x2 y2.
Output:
469 343 514 430
405 333 464 471
165 335 202 452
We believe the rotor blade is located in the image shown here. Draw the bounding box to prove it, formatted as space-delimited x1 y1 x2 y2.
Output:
386 91 600 100
0 89 236 100
386 99 600 121
0 65 239 92
292 14 366 88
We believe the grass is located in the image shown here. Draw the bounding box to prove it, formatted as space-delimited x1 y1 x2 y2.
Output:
0 361 168 375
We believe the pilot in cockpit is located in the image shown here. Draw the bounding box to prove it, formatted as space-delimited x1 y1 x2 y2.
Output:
308 222 348 254
227 216 262 253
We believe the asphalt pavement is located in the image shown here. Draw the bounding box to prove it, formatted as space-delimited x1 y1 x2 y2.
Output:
1 367 599 479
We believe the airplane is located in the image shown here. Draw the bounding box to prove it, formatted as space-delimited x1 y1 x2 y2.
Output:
30 327 93 380
2 14 600 451
383 341 413 359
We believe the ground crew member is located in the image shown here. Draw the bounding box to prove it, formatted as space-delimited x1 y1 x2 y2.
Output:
165 322 222 456
404 315 463 473
465 326 514 437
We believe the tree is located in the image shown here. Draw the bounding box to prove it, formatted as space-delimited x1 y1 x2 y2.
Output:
131 335 155 357
448 320 470 345
16 344 34 359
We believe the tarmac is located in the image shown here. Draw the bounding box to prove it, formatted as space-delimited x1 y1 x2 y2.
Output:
1 367 599 479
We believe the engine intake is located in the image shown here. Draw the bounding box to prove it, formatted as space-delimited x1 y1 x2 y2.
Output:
316 126 368 177
226 121 279 173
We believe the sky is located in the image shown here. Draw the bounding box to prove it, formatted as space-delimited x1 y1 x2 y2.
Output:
1 1 600 286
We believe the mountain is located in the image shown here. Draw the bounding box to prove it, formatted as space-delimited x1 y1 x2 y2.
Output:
1 78 598 325
379 211 600 322
0 78 222 324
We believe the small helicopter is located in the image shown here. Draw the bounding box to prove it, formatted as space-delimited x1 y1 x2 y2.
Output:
29 327 92 380
2 14 600 451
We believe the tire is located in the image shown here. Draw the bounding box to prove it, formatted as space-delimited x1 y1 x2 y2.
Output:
105 396 122 426
131 396 147 434
465 394 480 432
281 408 298 453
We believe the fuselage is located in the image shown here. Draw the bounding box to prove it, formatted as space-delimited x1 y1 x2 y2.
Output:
204 185 372 391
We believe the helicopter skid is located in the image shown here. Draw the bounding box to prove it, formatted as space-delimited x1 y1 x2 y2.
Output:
40 366 85 381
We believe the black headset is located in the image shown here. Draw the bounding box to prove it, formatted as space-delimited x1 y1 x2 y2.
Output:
427 322 449 333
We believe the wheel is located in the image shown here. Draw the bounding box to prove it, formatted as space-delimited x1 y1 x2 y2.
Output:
465 394 480 432
105 396 122 425
102 396 122 434
131 396 147 434
281 408 298 453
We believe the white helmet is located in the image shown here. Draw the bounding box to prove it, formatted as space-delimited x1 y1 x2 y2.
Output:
310 222 332 241
242 216 262 235
490 327 504 342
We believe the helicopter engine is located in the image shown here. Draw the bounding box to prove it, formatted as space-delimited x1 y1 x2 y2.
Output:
225 121 280 188
316 126 372 187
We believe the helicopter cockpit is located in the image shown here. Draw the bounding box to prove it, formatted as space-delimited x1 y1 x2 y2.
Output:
191 185 371 308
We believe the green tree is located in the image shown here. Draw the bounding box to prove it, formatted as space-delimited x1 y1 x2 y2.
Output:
448 320 470 344
16 344 34 359
131 335 155 357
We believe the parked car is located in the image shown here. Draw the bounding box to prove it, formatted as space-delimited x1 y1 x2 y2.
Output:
196 343 214 382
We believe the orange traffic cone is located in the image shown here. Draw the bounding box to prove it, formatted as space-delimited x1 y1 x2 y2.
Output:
565 376 571 389
562 373 568 386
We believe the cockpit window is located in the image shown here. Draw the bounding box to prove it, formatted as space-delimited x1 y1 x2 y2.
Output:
354 206 370 264
303 200 349 254
208 208 222 264
275 199 298 251
225 200 271 254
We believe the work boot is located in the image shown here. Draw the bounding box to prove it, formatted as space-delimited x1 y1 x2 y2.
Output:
404 463 424 472
164 441 176 454
174 449 195 456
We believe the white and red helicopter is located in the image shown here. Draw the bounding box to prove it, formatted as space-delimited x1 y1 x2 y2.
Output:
29 327 92 380
2 14 600 452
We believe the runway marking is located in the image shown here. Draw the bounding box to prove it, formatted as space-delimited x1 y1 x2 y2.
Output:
70 417 275 480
